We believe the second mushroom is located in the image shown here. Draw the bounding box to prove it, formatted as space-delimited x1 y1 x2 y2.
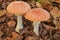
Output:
7 1 31 33
24 8 50 35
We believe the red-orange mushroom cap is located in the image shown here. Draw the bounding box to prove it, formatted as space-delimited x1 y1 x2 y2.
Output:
7 1 31 33
25 8 50 22
7 1 31 15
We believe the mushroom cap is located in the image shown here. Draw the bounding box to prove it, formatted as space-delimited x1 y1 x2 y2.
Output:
24 8 50 21
7 1 31 15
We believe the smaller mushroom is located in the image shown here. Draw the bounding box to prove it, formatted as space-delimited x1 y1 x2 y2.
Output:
7 1 31 33
50 7 60 26
24 8 50 35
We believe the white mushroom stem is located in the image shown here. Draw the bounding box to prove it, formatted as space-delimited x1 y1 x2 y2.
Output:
15 15 23 33
33 21 40 35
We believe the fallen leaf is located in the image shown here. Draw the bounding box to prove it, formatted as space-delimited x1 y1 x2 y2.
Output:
43 24 55 30
0 16 6 23
36 2 42 8
49 0 55 2
36 0 42 2
55 21 60 29
10 32 19 40
37 0 51 4
6 12 14 17
25 36 38 40
2 2 7 9
55 0 60 3
0 30 4 37
46 18 52 22
7 20 16 27
0 24 3 30
14 35 23 40
0 0 2 2
41 2 53 11
29 1 36 8
0 10 6 17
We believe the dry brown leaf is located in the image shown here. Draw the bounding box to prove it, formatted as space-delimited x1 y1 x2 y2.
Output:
36 2 42 8
0 10 6 17
12 32 19 39
0 16 6 23
55 21 60 29
40 0 51 4
29 1 36 8
6 12 14 17
7 20 16 27
49 0 55 2
0 30 4 37
49 0 60 3
0 24 3 30
25 36 36 40
2 2 7 9
50 7 60 18
0 0 2 2
46 18 52 22
43 24 55 30
14 35 23 40
41 2 53 11
55 0 60 3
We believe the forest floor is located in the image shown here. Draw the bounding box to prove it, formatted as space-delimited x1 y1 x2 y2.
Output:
0 0 60 40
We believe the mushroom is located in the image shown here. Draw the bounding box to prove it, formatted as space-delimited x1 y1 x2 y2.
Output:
24 8 50 35
7 1 31 33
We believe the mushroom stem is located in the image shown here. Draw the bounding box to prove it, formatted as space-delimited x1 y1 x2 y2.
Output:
15 15 23 33
33 21 40 35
